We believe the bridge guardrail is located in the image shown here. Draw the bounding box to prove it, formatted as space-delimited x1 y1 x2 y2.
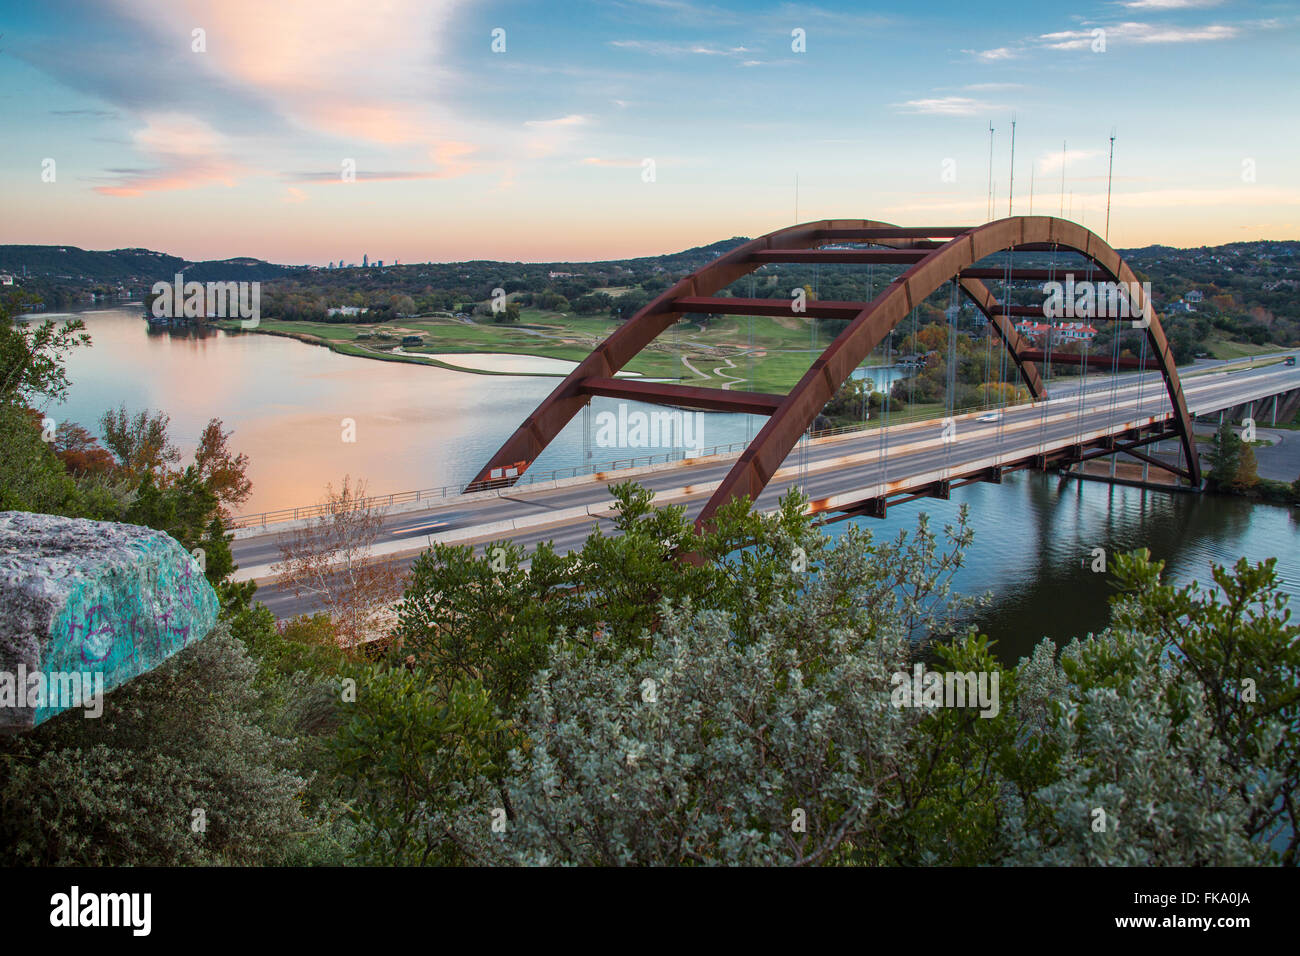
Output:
227 389 1129 530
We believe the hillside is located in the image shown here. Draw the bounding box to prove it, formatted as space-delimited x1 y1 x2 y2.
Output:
0 245 308 285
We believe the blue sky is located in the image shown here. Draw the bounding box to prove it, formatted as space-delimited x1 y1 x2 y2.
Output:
1 0 1296 263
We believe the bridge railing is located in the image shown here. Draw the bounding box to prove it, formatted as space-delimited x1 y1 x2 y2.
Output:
229 442 747 529
228 394 1053 529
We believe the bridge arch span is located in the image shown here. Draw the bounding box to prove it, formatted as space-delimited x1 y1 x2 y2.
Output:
469 216 1199 528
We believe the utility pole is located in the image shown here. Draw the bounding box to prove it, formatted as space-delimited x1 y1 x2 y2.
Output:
1104 129 1116 241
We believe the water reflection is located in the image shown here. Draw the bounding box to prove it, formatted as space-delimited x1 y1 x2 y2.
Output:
827 471 1300 664
48 307 763 512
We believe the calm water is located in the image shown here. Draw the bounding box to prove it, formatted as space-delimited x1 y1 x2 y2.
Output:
45 307 767 512
823 470 1300 663
38 306 1300 661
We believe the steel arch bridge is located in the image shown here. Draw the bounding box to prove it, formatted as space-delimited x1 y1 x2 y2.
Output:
468 216 1200 528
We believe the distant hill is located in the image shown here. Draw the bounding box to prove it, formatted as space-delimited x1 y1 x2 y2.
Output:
5 236 1295 286
0 245 307 283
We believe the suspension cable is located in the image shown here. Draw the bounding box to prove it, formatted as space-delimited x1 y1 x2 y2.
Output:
1037 242 1058 459
946 278 959 474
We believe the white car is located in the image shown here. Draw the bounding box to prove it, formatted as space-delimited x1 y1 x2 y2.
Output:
975 413 1000 423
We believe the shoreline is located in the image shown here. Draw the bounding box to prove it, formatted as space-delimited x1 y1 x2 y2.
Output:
213 318 902 383
215 323 563 378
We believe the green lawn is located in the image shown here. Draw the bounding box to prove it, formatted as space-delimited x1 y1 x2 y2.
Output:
1204 336 1289 360
223 308 894 392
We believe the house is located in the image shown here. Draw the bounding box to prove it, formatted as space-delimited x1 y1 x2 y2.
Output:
1166 300 1194 314
1185 289 1204 303
1013 320 1051 343
1013 320 1096 345
0 274 14 286
1057 322 1098 342
326 305 363 317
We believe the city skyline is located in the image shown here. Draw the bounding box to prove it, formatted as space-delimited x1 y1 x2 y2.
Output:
2 0 1297 265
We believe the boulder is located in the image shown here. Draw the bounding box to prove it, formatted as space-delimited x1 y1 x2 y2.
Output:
0 511 219 730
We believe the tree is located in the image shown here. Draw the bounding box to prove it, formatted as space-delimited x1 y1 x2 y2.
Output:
51 422 116 476
1234 439 1260 490
330 668 503 865
271 477 404 652
610 290 650 322
1073 550 1299 862
1206 420 1242 488
0 402 79 515
193 418 253 515
125 467 235 588
333 475 1300 866
0 290 90 406
99 404 180 479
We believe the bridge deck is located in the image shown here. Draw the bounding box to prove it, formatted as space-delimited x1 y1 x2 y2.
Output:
231 361 1300 590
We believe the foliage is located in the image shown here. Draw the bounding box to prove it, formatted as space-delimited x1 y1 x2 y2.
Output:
271 476 403 650
330 667 504 865
194 418 253 513
0 402 81 515
1207 420 1242 488
99 403 181 479
0 290 90 406
0 625 308 865
1207 420 1261 492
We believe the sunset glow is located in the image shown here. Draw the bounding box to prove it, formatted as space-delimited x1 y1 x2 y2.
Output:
2 0 1297 261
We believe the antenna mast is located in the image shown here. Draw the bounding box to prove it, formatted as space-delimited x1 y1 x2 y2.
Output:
1104 129 1116 241
986 122 995 221
1007 115 1016 216
1058 140 1067 218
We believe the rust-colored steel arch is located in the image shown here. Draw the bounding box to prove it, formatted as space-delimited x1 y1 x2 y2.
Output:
467 217 1200 527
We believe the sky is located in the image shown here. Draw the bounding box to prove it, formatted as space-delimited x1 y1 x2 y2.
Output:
1 0 1297 264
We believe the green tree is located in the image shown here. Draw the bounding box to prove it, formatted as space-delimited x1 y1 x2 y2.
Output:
1207 420 1243 488
126 467 234 588
0 403 79 515
99 403 181 479
331 667 504 865
1234 440 1260 490
0 290 90 406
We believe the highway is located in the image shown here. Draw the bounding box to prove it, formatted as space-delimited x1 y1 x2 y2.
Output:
231 356 1300 617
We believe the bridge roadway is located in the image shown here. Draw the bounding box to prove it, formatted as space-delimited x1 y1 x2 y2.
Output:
231 358 1300 618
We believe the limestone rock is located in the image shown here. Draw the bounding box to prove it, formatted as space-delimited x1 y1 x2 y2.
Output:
0 511 219 730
